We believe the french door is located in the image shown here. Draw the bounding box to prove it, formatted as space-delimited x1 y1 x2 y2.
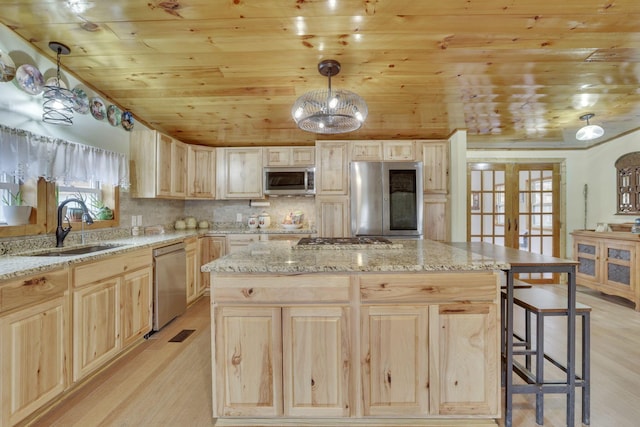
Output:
467 163 561 283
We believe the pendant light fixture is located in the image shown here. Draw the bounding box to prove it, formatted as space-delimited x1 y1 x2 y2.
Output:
42 42 74 126
575 113 604 141
292 59 367 134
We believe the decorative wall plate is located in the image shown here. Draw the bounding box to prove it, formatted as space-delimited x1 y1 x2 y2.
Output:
0 49 16 82
90 97 106 121
121 111 134 131
107 105 122 127
15 64 44 95
72 87 89 114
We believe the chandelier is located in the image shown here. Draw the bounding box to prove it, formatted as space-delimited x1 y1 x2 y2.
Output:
575 113 604 141
292 59 367 134
42 42 74 126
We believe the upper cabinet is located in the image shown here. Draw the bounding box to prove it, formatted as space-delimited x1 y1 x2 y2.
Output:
316 141 349 195
421 141 449 194
187 145 216 199
130 130 187 199
216 147 263 199
351 140 416 161
264 146 315 167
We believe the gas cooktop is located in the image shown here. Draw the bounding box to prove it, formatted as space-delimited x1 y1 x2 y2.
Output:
295 237 403 249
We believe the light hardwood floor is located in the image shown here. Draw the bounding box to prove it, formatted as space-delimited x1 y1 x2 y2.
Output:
30 286 640 427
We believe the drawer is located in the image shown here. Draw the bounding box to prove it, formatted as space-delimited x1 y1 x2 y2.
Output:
73 248 152 287
0 268 69 314
359 272 499 304
212 274 351 304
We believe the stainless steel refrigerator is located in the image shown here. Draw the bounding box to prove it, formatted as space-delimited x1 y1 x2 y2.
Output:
350 161 424 238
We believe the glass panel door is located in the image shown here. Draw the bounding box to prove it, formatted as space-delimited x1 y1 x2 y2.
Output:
468 162 561 284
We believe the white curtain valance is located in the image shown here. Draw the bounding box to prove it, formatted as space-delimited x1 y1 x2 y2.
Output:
0 124 129 188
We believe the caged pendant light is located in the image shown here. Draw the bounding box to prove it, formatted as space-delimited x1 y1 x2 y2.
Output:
42 42 74 126
575 113 604 141
292 59 367 134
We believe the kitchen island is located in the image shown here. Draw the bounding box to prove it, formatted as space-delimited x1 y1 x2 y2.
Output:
202 239 508 426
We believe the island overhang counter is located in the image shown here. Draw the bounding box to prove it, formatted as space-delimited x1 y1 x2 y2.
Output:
202 239 509 426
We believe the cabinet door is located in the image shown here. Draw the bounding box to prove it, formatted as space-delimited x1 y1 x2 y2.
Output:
1 297 68 427
171 140 187 198
73 278 121 381
315 195 350 237
264 147 291 166
216 147 263 199
214 306 282 417
316 142 348 195
383 140 416 160
187 145 216 198
186 244 198 304
424 194 449 242
121 266 152 347
156 133 173 197
361 306 429 416
430 304 498 416
282 307 350 417
291 147 315 166
574 237 601 284
603 239 636 299
351 141 383 161
422 141 449 193
200 236 226 293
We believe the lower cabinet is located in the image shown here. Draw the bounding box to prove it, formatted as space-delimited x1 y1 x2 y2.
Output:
1 295 68 427
214 305 351 418
572 230 640 310
185 236 199 304
0 268 69 427
72 248 153 382
212 271 500 422
200 236 226 293
361 306 429 416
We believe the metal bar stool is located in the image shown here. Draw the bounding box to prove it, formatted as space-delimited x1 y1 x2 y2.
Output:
508 287 591 426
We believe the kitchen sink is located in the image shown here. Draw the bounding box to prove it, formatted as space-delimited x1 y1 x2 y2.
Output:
28 244 126 257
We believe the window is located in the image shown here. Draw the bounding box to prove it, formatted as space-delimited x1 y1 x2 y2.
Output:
615 152 640 214
56 179 116 223
530 178 553 229
0 173 20 224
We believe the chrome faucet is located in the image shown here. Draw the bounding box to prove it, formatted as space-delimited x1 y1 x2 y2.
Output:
56 198 94 247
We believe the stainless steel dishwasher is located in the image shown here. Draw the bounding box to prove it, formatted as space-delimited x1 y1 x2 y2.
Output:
153 242 187 331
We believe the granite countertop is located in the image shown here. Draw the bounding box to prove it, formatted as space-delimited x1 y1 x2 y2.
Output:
202 239 510 274
0 231 198 282
0 225 318 282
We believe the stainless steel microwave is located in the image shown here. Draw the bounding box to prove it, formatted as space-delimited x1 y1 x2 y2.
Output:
263 167 315 196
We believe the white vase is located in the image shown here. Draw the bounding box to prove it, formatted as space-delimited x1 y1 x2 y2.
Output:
2 205 32 225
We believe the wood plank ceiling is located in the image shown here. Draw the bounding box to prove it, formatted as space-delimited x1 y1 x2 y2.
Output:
2 0 640 149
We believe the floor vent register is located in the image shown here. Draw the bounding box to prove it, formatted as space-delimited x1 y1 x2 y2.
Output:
168 329 195 343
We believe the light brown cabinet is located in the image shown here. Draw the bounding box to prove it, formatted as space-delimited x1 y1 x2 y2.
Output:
185 236 199 304
264 146 315 166
210 271 500 423
72 248 153 381
350 140 416 161
315 195 350 237
0 269 69 427
199 236 226 293
421 141 449 194
361 305 429 416
187 144 216 199
216 147 263 199
282 306 350 417
130 130 187 199
315 141 349 195
214 306 283 417
572 230 640 310
431 303 498 415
